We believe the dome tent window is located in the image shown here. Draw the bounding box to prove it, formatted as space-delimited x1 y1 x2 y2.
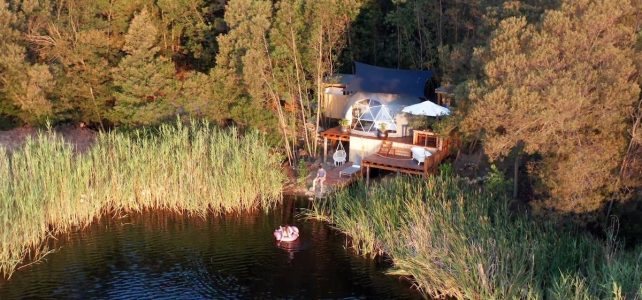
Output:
350 99 396 134
342 92 420 138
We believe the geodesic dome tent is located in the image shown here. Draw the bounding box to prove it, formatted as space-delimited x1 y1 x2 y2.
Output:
344 92 422 135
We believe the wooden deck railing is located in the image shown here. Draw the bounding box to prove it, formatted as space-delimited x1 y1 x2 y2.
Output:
423 138 451 176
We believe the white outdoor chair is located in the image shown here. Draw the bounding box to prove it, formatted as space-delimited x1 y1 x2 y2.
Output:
411 146 432 165
339 164 361 177
333 150 347 166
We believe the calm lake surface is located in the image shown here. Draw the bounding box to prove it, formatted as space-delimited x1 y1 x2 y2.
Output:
0 198 420 299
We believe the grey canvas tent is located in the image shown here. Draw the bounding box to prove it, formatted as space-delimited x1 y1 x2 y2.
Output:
346 62 433 98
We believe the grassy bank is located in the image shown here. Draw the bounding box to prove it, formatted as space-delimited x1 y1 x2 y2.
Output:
308 173 642 299
0 122 284 278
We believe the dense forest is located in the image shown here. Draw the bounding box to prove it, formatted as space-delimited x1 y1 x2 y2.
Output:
0 0 641 220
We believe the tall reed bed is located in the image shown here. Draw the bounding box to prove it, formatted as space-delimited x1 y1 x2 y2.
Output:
0 122 284 278
308 174 642 299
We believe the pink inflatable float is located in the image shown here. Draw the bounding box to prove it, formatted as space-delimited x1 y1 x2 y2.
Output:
274 225 299 242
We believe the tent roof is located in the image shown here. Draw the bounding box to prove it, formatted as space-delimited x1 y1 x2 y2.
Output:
346 62 433 98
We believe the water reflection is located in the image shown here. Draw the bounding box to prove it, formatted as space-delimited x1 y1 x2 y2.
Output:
0 198 420 299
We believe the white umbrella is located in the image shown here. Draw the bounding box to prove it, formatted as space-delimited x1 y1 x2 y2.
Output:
401 100 451 117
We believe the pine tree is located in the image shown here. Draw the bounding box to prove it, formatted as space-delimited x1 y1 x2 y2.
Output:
0 0 53 124
156 0 226 70
112 9 177 126
462 0 640 215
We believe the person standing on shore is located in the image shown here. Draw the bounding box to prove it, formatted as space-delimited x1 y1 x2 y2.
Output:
312 166 326 193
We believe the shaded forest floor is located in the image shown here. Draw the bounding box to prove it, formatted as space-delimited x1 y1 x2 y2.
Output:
0 125 96 153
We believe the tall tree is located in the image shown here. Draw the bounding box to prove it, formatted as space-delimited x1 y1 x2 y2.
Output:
112 8 177 125
618 0 642 198
462 0 640 214
271 0 315 156
213 0 291 160
386 0 439 69
23 0 116 125
0 0 54 124
156 0 227 70
306 0 363 155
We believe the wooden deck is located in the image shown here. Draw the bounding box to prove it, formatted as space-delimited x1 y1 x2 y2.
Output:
324 162 361 188
308 162 361 198
361 153 424 175
321 126 415 164
320 126 454 182
362 138 453 181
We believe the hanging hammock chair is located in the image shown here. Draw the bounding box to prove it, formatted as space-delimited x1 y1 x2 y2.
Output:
333 141 347 166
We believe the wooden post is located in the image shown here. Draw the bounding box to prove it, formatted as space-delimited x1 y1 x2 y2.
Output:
423 155 430 177
423 157 428 177
323 136 328 165
366 165 370 186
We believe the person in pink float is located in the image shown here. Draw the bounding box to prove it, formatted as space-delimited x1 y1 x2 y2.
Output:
273 225 299 242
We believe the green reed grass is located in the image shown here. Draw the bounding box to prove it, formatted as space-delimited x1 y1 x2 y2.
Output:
0 121 284 278
308 174 642 299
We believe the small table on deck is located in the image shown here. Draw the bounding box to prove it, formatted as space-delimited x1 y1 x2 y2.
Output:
413 130 439 148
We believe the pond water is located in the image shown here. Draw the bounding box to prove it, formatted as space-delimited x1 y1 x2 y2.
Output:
0 198 420 299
